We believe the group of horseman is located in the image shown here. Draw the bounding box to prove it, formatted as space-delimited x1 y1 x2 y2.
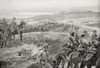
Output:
36 27 100 68
0 17 25 48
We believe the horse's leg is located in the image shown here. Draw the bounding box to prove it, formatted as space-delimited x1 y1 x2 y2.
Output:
96 65 100 68
74 64 80 68
59 59 64 68
87 64 92 68
1 40 5 48
74 65 77 68
14 35 15 40
70 60 73 68
80 61 85 68
1 41 3 48
67 62 70 68
4 35 10 48
4 36 9 47
20 33 23 42
4 41 6 48
62 62 65 68
12 34 14 40
96 58 100 68
12 34 15 40
8 34 12 41
74 63 79 68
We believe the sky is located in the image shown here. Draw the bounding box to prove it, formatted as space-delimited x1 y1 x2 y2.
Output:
0 0 99 18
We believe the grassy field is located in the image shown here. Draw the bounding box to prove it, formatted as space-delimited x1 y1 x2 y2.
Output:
0 21 99 68
0 31 69 68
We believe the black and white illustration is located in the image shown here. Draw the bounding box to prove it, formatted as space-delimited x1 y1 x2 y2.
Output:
0 0 99 68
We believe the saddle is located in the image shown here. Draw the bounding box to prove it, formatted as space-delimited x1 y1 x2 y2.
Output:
82 53 94 61
69 51 80 59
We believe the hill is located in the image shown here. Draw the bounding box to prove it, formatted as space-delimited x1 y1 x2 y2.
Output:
28 10 100 21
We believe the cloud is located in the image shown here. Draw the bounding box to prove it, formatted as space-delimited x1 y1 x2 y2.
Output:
0 0 99 10
0 0 99 18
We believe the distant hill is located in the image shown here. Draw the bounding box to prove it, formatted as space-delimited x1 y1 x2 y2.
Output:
86 22 100 28
28 10 100 21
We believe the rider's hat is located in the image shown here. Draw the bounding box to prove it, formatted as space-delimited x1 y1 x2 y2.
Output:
84 30 87 33
43 43 48 48
70 32 75 36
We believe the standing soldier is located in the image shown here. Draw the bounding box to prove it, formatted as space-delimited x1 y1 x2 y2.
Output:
38 43 52 68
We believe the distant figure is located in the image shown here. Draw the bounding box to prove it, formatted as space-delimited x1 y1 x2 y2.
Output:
91 30 98 40
18 20 26 42
2 18 8 26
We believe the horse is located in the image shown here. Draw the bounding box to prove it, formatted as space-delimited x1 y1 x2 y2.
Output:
95 41 100 68
17 20 26 42
0 26 12 48
57 41 80 68
27 63 42 68
0 61 12 68
80 52 98 68
96 58 100 68
67 38 92 68
80 41 99 68
54 48 72 68
67 46 87 68
27 60 54 68
11 28 18 40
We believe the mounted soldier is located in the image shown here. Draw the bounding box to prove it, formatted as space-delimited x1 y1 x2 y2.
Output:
10 17 18 39
18 20 26 42
0 18 9 48
69 32 78 51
